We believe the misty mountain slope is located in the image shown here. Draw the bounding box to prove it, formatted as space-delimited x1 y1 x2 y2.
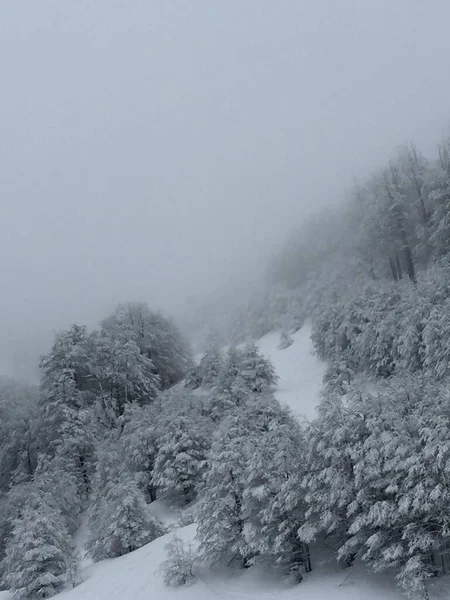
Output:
256 324 326 422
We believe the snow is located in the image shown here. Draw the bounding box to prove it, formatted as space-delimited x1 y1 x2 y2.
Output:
4 324 439 600
257 323 326 422
21 525 408 600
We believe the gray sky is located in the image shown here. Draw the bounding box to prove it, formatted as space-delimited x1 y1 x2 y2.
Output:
1 0 450 379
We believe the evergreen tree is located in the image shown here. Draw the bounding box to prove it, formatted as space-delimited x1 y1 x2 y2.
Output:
210 346 250 419
0 378 38 493
196 409 255 567
87 451 164 562
88 472 164 561
2 497 78 599
152 415 210 504
39 326 96 498
240 342 278 393
197 394 284 568
198 331 223 387
102 303 194 389
243 404 309 579
120 403 159 501
90 329 160 419
299 390 364 566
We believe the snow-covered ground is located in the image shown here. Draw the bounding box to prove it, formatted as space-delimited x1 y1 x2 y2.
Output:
52 526 406 600
256 323 326 422
3 325 436 600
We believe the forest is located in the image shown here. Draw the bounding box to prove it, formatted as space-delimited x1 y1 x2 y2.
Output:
2 134 450 600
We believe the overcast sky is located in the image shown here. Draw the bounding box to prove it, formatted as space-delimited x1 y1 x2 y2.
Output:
1 0 450 379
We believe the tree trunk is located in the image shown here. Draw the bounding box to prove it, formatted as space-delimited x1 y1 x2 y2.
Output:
395 253 403 279
389 257 398 282
303 543 312 573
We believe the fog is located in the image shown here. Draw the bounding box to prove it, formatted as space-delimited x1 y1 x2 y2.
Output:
1 1 450 380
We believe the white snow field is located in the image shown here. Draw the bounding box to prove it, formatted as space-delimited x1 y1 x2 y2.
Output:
5 325 445 600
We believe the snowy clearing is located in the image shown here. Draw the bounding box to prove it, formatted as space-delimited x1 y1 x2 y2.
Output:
257 323 326 422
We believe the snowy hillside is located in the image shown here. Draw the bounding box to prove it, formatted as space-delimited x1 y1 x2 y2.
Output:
51 526 407 600
6 324 430 600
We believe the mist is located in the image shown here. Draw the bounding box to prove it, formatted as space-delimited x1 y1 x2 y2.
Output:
1 0 450 380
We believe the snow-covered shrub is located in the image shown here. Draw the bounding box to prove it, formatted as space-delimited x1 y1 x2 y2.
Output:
160 535 196 587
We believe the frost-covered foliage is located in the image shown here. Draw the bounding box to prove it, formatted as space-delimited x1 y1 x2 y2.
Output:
300 372 450 596
205 343 278 423
87 472 165 561
240 342 278 393
197 394 309 576
310 260 450 386
2 489 78 599
196 412 251 567
102 302 194 389
39 325 96 498
258 139 450 596
0 303 195 594
152 415 210 505
87 441 165 561
242 402 310 578
160 535 197 587
197 331 224 388
0 378 38 493
120 404 160 501
89 328 161 417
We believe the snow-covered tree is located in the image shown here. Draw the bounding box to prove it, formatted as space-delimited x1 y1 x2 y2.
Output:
198 331 223 387
299 390 364 566
39 326 96 498
102 303 193 389
152 415 210 505
120 403 159 501
242 403 309 579
32 455 83 536
198 394 290 569
87 467 164 561
0 378 38 493
90 329 160 419
160 535 196 587
2 497 78 599
196 412 252 567
240 342 278 393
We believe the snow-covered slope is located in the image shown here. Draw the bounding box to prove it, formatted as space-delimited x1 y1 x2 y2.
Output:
53 527 406 600
2 326 420 600
256 323 326 422
26 519 406 600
